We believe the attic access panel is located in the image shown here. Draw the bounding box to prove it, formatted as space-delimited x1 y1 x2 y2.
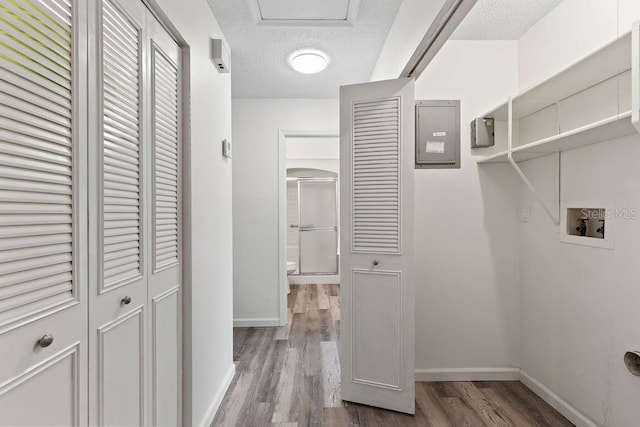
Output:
248 0 360 26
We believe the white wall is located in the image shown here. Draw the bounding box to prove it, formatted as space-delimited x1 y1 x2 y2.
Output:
518 1 640 425
370 0 447 81
151 0 233 425
518 0 640 90
232 99 339 324
412 41 521 375
286 136 340 174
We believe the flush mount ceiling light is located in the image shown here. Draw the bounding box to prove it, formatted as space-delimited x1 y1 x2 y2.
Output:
288 50 329 74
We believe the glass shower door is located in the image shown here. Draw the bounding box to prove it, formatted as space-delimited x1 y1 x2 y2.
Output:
298 179 338 274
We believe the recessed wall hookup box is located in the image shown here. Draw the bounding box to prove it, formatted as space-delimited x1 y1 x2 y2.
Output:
560 202 614 249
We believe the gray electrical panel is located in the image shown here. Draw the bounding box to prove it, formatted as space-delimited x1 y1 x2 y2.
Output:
471 117 495 148
415 100 460 169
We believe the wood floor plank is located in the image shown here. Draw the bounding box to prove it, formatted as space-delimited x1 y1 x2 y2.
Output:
303 307 322 377
481 387 535 427
307 284 319 311
274 308 293 340
319 305 337 342
415 382 453 427
498 381 574 427
272 348 300 423
439 396 486 427
213 370 256 426
320 341 341 408
293 285 308 313
318 283 331 310
329 295 340 321
232 327 250 360
357 403 400 426
212 285 575 427
453 381 513 427
323 407 353 426
288 312 307 349
254 339 288 404
251 402 273 426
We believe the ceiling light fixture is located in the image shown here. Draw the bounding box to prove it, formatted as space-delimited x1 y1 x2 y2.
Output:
288 50 329 74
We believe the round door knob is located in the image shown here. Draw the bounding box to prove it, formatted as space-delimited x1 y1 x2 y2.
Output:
38 334 54 348
373 260 379 266
122 296 132 305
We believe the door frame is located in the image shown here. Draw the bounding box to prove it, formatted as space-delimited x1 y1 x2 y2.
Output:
277 130 339 326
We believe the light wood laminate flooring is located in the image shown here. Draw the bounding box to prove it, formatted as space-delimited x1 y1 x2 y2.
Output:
213 284 574 427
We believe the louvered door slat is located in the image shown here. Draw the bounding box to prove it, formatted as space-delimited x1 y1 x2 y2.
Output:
0 0 75 325
152 42 180 270
352 98 401 253
0 82 70 119
101 0 142 290
0 6 71 53
0 25 71 75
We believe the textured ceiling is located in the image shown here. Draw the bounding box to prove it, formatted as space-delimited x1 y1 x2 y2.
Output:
257 0 351 20
206 0 402 98
452 0 563 40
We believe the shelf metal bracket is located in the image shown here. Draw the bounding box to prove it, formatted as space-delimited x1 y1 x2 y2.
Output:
506 97 560 226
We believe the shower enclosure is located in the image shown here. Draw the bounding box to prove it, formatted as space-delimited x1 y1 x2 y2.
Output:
287 176 339 275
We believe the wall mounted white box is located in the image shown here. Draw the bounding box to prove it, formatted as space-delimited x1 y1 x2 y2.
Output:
560 201 614 249
211 38 230 73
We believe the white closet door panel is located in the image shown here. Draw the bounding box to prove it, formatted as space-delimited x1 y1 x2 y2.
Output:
340 78 415 414
100 0 142 290
98 307 145 426
0 344 80 426
351 271 400 388
0 0 88 423
88 0 147 425
147 16 181 425
151 287 179 426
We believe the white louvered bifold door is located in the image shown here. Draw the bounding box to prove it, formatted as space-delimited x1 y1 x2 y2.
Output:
88 0 148 425
339 78 415 414
147 16 181 426
0 0 89 425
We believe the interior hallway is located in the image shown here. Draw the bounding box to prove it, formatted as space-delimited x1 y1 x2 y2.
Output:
213 284 574 426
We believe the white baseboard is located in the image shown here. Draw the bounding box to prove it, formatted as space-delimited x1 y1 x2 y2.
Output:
288 275 339 285
415 367 520 382
199 363 236 427
233 317 280 327
520 371 597 427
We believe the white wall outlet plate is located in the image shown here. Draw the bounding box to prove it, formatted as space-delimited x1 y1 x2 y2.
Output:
520 204 531 222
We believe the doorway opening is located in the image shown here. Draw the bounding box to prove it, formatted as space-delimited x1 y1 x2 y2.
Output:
278 131 339 325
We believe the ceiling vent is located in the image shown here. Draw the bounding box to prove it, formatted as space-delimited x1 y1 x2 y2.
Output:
247 0 360 26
